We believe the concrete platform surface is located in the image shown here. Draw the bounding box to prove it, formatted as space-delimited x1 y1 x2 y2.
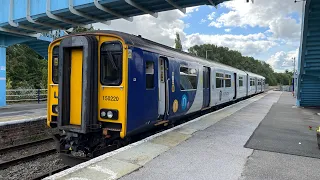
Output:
245 92 320 159
45 91 320 180
0 103 46 123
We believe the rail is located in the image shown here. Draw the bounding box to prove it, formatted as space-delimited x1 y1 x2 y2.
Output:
6 89 47 103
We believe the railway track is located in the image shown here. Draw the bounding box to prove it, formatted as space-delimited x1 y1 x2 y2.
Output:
0 137 56 170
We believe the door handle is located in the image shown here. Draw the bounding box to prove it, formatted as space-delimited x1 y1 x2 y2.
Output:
54 91 58 99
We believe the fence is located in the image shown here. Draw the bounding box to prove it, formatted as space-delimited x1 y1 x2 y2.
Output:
6 89 47 103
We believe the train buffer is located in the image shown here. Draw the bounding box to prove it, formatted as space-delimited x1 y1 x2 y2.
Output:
45 91 320 180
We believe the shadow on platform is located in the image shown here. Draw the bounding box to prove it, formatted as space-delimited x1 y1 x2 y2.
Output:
245 92 320 159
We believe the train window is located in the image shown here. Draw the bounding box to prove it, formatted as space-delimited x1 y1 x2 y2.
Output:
146 61 154 89
100 42 122 86
225 74 231 88
52 46 59 84
216 73 224 88
239 76 244 87
180 66 197 90
250 78 254 86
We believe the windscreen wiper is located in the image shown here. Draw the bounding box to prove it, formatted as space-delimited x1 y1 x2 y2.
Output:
107 52 118 71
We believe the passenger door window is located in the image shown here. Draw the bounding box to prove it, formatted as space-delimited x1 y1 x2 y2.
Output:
146 61 155 89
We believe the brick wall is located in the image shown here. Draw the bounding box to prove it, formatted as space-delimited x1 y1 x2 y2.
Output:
0 119 58 148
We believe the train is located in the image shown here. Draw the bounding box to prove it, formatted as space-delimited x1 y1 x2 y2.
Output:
47 30 265 163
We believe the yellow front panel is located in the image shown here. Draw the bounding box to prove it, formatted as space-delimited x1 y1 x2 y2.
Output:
98 35 128 138
70 49 83 125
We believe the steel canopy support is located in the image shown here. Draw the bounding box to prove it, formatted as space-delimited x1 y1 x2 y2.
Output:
165 0 186 13
208 0 218 8
0 47 6 107
69 0 111 25
9 0 47 33
26 0 65 30
46 0 86 27
94 0 133 22
124 0 158 18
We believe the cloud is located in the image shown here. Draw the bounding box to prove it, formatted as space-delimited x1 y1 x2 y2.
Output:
209 0 303 42
207 12 216 20
225 28 231 32
183 33 276 56
267 49 299 72
93 9 186 48
200 19 207 24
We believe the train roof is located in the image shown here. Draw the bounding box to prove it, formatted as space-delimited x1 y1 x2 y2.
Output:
59 30 265 79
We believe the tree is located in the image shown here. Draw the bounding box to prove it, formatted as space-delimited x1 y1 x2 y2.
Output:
187 44 289 86
68 25 94 34
175 32 182 51
6 44 47 89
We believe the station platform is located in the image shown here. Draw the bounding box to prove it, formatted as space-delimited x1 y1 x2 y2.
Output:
0 103 46 123
46 91 320 180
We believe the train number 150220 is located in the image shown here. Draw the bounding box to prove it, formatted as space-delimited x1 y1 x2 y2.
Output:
102 96 119 101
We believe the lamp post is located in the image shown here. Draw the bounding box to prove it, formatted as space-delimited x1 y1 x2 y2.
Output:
206 50 212 59
292 57 296 97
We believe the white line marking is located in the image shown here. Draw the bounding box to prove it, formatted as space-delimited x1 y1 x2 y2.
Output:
88 165 117 180
66 178 90 180
44 92 269 180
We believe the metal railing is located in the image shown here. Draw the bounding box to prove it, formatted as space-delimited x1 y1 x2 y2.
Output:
6 89 47 103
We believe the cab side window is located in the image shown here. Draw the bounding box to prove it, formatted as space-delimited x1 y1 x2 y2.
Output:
52 46 59 84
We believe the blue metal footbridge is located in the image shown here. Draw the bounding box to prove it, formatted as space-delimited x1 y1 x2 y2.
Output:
297 0 320 107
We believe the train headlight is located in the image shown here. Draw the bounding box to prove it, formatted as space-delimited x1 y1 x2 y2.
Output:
100 109 118 120
101 111 106 117
107 111 113 119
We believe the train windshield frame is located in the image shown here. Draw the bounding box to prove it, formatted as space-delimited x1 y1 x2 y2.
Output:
100 41 123 86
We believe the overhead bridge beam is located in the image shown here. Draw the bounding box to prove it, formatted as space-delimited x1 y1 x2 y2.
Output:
94 0 133 22
46 0 86 27
125 0 158 18
69 0 111 25
26 0 65 30
165 0 186 13
9 0 47 33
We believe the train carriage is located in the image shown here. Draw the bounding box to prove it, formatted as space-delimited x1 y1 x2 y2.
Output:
47 30 265 161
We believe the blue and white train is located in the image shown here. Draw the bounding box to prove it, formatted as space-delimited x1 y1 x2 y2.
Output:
47 30 265 160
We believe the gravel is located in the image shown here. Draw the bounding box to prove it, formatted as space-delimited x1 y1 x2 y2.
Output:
0 153 65 180
0 141 56 162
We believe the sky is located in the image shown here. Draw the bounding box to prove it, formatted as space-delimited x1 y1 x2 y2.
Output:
94 0 304 72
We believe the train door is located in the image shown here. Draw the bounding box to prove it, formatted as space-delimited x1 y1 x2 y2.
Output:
246 74 249 96
158 57 169 119
233 73 237 99
255 77 258 93
202 67 210 108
